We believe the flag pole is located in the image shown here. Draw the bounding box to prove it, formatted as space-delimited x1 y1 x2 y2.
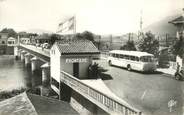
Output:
74 15 76 34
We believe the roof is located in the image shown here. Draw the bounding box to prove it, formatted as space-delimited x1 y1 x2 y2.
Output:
56 40 100 55
169 16 184 24
0 92 37 115
27 93 79 115
0 92 79 115
8 37 16 40
109 50 154 57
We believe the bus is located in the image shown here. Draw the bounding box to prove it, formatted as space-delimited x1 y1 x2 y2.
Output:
107 50 157 72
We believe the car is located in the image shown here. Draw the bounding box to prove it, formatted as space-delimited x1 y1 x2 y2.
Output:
36 43 41 47
42 43 50 49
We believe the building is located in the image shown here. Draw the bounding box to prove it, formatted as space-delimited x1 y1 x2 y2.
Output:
0 33 8 45
169 8 184 69
50 39 100 97
7 37 17 46
0 33 8 54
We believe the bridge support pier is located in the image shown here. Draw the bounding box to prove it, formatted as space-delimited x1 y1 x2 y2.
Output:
41 63 50 87
25 53 31 67
20 51 26 61
14 46 19 60
17 49 22 58
31 57 41 73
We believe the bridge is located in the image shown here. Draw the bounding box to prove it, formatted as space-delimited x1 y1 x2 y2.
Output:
14 43 142 115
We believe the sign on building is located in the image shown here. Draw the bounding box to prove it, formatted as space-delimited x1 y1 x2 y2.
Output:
66 58 87 63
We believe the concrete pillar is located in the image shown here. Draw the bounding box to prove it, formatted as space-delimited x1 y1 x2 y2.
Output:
25 53 31 67
18 49 22 57
40 63 50 97
14 46 19 60
20 51 26 61
41 63 50 87
31 56 39 73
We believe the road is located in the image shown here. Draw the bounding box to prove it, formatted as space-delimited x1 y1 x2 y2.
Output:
94 59 183 115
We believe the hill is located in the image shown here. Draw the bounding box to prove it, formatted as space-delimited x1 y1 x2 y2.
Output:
143 14 179 37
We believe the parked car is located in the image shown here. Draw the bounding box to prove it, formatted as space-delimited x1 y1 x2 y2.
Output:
42 43 50 49
36 43 41 47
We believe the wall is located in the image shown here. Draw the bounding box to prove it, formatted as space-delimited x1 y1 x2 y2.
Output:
50 45 61 82
61 55 93 79
60 57 73 76
70 90 108 115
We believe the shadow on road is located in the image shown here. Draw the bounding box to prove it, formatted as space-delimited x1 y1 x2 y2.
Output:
110 65 163 75
100 73 113 80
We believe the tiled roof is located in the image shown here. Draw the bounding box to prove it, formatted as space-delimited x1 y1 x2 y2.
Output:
169 16 184 24
56 40 100 54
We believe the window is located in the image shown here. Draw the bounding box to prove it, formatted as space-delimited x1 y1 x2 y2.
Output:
135 57 139 61
120 54 124 59
115 54 119 58
112 53 116 57
140 56 154 62
2 41 5 44
124 55 129 60
130 56 136 61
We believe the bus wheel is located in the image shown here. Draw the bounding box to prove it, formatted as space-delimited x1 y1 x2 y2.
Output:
175 74 180 80
108 60 112 66
127 65 131 71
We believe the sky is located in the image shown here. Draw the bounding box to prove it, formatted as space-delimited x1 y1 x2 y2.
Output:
0 0 183 35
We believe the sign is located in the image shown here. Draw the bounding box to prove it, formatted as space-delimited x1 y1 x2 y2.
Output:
66 58 87 63
168 99 177 112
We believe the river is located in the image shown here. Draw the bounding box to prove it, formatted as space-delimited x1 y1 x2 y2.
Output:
0 55 42 92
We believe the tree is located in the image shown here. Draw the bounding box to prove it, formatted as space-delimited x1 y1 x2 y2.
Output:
80 31 94 42
172 37 184 58
120 40 137 51
138 31 159 57
50 34 59 45
1 28 17 38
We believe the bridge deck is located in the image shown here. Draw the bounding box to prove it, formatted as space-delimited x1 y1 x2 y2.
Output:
19 44 50 62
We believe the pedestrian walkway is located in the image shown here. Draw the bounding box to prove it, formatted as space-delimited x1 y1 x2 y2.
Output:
81 79 134 109
157 68 176 76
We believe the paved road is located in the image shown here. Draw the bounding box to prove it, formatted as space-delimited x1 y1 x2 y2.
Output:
94 59 183 115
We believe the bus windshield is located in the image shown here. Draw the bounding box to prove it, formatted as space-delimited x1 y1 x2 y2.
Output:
140 56 154 62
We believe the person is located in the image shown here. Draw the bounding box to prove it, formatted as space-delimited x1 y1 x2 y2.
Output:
176 62 180 73
175 62 181 80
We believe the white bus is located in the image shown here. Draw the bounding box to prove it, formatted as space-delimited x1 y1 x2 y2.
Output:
107 50 157 72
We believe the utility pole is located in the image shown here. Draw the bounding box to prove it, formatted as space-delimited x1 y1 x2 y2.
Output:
110 35 112 50
138 10 143 40
166 33 168 47
98 35 101 50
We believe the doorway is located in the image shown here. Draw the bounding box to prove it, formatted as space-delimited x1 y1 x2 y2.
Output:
73 62 79 78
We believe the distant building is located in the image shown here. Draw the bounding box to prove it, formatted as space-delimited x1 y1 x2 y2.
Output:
0 33 8 54
7 37 17 46
169 8 184 69
0 33 8 45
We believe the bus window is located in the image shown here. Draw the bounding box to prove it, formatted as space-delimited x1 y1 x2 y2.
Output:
120 54 124 59
135 57 139 61
140 56 154 62
115 54 119 58
130 56 136 61
112 53 116 57
124 55 129 60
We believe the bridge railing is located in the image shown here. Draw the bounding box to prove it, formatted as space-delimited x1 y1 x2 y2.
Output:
19 44 50 57
61 71 141 115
